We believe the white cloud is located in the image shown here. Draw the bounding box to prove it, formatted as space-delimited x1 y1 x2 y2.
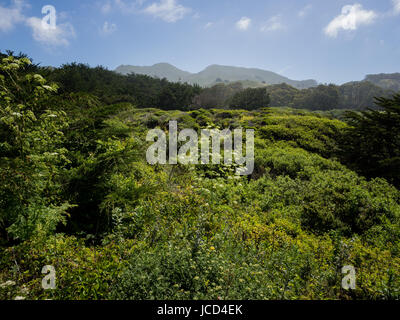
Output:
25 17 75 47
101 21 117 35
204 22 213 29
102 0 196 22
324 4 377 38
236 17 251 30
260 15 284 32
114 0 147 12
298 4 312 18
144 0 191 23
0 0 25 32
0 0 75 47
393 0 400 14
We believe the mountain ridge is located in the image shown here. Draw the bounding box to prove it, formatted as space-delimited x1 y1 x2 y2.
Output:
364 73 400 91
115 63 318 89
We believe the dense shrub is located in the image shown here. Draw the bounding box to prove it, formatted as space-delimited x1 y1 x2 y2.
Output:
1 55 399 301
229 87 270 110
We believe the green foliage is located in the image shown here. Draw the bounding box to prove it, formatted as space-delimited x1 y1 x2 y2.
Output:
64 134 145 237
342 93 400 187
254 142 343 179
337 81 389 110
111 241 232 300
229 87 270 110
192 82 244 109
1 53 399 301
291 84 339 110
266 83 299 107
300 171 400 236
259 114 347 157
0 56 72 241
0 234 133 300
46 63 202 110
110 239 328 300
265 81 391 111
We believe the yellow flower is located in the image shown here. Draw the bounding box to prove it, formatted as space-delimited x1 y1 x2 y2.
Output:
210 246 215 251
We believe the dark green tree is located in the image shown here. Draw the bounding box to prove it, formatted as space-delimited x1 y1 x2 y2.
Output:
342 93 400 187
229 87 270 110
291 84 339 110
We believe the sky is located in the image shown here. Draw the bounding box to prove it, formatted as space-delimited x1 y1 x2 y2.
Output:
0 0 400 84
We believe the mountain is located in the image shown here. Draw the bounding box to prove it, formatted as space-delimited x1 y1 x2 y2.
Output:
115 63 318 89
115 63 191 83
364 73 400 92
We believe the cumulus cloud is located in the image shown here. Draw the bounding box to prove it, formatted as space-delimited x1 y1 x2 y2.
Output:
101 21 117 35
260 15 284 32
25 17 75 47
0 0 25 32
236 17 251 30
0 0 75 47
393 0 400 14
324 4 377 38
143 0 191 23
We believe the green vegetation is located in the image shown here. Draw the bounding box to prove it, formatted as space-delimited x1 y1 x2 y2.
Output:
1 54 399 300
342 94 400 188
187 80 391 111
229 87 270 110
267 82 391 111
365 73 400 92
192 82 244 109
44 63 202 110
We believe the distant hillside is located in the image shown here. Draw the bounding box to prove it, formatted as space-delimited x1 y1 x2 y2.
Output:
115 63 191 83
270 81 392 110
115 63 318 89
364 73 400 91
192 80 393 111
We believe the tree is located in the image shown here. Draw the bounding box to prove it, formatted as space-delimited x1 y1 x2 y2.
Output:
291 84 339 110
338 81 389 110
192 83 244 109
229 87 270 110
47 64 202 110
342 93 400 187
266 83 299 107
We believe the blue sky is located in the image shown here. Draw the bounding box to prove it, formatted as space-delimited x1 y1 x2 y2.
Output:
0 0 399 84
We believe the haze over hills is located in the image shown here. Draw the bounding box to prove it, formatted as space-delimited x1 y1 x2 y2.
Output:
115 63 318 89
115 63 191 83
364 73 400 92
115 62 400 96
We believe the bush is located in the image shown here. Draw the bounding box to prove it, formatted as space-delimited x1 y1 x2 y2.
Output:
0 234 133 300
229 88 270 110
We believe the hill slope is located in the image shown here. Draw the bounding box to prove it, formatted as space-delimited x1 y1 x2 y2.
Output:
115 63 318 89
115 63 191 83
364 73 400 91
